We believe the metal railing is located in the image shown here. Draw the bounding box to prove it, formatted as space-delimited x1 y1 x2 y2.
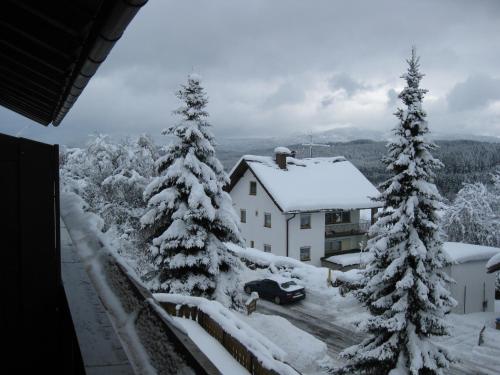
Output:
325 220 370 238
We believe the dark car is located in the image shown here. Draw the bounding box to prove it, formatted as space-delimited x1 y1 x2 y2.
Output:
244 277 306 304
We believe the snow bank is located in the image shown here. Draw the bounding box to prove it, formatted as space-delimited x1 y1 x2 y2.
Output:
443 242 500 264
153 293 299 375
242 312 331 373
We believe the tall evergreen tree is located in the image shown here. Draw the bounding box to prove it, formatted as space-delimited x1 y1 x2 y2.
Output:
140 74 242 297
337 48 456 375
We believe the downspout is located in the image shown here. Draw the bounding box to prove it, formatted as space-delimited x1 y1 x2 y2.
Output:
286 213 297 257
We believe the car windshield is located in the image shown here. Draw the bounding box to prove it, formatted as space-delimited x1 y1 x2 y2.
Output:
280 281 297 288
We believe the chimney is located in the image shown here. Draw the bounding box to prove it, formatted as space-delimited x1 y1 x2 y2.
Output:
274 146 292 170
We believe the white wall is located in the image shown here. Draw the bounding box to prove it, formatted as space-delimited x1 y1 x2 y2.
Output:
288 212 325 266
446 261 496 314
230 169 286 256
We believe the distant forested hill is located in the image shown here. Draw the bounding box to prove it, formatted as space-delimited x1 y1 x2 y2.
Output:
217 139 500 200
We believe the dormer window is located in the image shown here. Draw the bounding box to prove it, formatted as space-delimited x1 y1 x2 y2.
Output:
249 181 257 195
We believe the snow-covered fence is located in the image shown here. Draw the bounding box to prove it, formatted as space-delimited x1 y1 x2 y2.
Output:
155 293 301 375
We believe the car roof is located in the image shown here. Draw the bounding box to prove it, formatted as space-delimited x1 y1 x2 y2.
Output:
265 276 296 284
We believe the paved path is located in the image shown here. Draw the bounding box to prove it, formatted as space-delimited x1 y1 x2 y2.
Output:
256 299 490 375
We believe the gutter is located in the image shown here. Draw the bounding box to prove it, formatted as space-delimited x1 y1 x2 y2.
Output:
53 0 148 125
286 213 297 257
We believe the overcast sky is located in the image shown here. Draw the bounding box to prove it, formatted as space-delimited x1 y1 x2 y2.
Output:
2 0 500 146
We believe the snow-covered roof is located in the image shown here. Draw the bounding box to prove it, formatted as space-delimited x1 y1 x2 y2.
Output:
229 155 381 212
442 242 500 264
324 243 500 268
326 252 372 267
486 252 500 273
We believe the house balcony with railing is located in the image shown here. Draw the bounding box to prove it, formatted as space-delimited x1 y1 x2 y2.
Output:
324 219 371 238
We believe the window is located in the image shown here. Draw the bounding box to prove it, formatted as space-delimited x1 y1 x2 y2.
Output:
264 244 272 252
255 210 258 216
300 213 311 229
250 240 255 248
300 246 311 261
249 181 257 195
264 213 271 228
325 240 342 255
240 209 246 223
325 210 351 225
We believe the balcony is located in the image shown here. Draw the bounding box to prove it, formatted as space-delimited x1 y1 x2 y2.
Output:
325 220 370 238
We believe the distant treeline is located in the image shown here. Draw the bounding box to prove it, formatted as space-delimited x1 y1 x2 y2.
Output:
219 139 500 200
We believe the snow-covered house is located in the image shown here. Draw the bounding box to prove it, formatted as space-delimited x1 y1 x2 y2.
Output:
226 147 382 266
329 242 500 314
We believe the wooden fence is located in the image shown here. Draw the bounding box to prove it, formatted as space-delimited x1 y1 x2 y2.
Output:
159 301 299 375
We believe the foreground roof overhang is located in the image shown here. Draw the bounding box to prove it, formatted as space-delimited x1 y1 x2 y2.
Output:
0 0 147 126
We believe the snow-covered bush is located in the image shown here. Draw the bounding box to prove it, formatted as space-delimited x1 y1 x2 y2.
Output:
101 135 158 232
442 182 500 247
337 48 456 375
141 74 242 299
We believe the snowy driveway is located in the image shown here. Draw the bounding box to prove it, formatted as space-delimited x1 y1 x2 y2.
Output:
255 296 498 375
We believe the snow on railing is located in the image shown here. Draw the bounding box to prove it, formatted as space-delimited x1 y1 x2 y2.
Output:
325 220 370 238
154 293 301 375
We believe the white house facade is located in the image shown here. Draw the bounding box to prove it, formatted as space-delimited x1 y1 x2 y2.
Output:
227 148 382 266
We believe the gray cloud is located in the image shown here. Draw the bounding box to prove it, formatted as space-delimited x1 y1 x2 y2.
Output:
328 73 367 96
447 74 500 111
1 0 500 145
263 81 305 109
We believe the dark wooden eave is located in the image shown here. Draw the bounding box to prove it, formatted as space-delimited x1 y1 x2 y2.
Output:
487 261 500 274
0 0 147 126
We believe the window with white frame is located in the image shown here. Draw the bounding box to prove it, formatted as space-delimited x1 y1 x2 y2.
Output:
300 213 311 229
263 244 272 252
264 212 271 228
240 209 246 223
300 246 311 261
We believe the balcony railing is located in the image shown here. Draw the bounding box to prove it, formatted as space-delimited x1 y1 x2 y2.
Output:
325 220 370 238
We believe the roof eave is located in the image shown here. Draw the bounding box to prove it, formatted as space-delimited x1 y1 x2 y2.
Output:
53 0 148 126
487 263 500 274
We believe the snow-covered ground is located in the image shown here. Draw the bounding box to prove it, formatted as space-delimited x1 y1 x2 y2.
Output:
434 312 500 374
231 244 500 374
241 312 334 374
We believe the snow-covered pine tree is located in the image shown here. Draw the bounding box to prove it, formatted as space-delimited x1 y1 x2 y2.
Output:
337 48 456 375
140 74 242 297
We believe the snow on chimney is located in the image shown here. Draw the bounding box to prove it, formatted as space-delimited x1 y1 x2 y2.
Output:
274 146 292 170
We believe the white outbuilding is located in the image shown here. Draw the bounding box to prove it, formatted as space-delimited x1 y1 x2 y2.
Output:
443 242 500 314
325 241 500 314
